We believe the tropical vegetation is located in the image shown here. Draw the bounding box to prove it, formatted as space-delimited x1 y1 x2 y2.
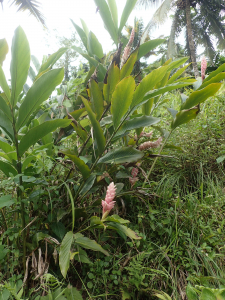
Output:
0 0 225 299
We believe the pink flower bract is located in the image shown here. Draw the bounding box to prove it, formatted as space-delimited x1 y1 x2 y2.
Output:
102 182 116 214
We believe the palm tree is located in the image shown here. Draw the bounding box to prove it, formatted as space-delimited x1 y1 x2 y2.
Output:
137 0 225 78
1 0 45 26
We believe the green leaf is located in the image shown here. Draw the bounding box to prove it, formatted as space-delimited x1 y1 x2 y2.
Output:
0 195 15 209
10 26 30 107
38 48 67 75
137 80 200 110
131 65 169 108
81 97 106 154
119 0 138 33
80 174 96 196
22 155 35 171
18 119 71 156
167 107 178 119
73 248 93 265
88 31 104 59
200 72 225 89
71 20 88 50
0 66 11 102
94 0 118 45
200 288 217 300
186 284 198 300
89 79 104 120
171 107 199 130
203 62 225 84
105 215 130 224
0 161 17 177
59 231 74 278
75 235 109 256
107 222 141 239
103 62 120 103
181 83 221 110
80 18 89 37
111 76 135 129
216 155 225 164
0 94 12 121
107 0 118 29
115 115 160 138
167 64 191 84
16 68 64 130
62 150 91 179
98 147 144 164
63 287 83 300
121 47 138 80
167 57 189 72
0 245 10 261
0 38 9 65
0 110 14 141
137 39 164 60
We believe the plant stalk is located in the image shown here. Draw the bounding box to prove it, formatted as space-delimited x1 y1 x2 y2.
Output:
142 131 172 188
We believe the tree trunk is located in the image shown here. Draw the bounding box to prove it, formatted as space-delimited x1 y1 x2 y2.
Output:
185 0 199 78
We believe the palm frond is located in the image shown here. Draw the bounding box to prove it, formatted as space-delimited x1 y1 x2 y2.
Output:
136 0 163 9
141 0 174 43
9 0 46 27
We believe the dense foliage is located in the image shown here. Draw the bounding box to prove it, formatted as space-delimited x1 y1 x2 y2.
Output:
0 0 225 299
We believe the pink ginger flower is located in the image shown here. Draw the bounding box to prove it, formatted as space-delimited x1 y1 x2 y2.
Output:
139 137 162 151
131 167 138 178
201 56 207 81
121 28 135 68
102 182 116 219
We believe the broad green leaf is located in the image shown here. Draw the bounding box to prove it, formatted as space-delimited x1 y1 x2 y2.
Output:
81 97 106 154
105 215 129 224
89 79 104 120
38 48 67 75
80 174 96 196
135 80 198 110
137 39 164 60
84 65 95 86
71 121 88 142
111 76 135 129
0 195 15 209
131 65 169 108
63 287 83 300
31 55 40 72
203 62 225 84
98 147 144 164
59 231 74 278
88 32 104 59
171 107 199 130
119 0 138 33
186 284 198 300
0 245 10 261
18 119 71 156
0 95 12 121
200 72 225 89
167 107 178 119
181 83 221 110
154 292 172 300
62 150 91 179
103 62 120 103
16 68 64 130
71 20 88 50
107 222 141 239
107 0 118 29
167 64 191 84
115 115 160 138
167 57 189 72
0 66 11 102
0 38 9 65
22 155 35 171
0 138 14 153
142 98 154 115
75 235 109 256
120 47 138 80
69 108 86 120
10 26 30 107
200 288 217 300
80 18 89 37
0 110 14 141
94 0 118 45
0 161 17 177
